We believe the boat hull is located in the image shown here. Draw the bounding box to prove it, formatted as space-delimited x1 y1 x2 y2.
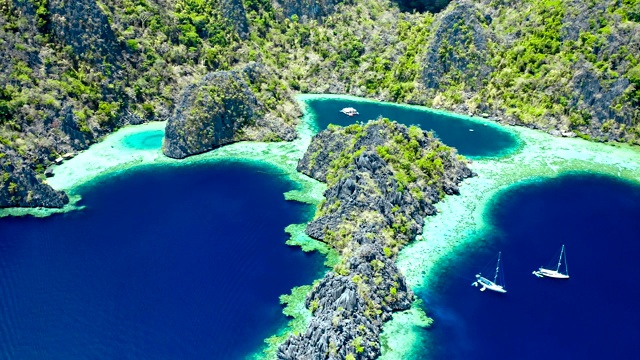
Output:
536 268 570 279
473 275 507 293
340 107 359 116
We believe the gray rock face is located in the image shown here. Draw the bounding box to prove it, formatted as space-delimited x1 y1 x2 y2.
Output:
60 107 94 150
422 0 492 90
163 71 261 159
163 63 298 159
0 146 68 208
278 273 378 360
570 60 630 123
49 0 122 64
279 120 473 359
221 0 249 39
561 0 607 42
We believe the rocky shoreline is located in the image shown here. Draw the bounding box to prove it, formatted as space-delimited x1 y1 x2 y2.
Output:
0 61 299 208
278 119 473 359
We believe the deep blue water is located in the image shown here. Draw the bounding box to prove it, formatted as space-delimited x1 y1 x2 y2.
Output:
0 162 325 359
303 97 518 157
421 173 640 360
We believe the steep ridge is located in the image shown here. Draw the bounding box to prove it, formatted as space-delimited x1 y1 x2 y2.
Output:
422 1 493 90
0 0 291 206
163 62 298 159
278 119 473 359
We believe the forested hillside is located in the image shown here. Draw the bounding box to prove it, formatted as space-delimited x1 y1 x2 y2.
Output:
253 0 639 140
0 0 639 207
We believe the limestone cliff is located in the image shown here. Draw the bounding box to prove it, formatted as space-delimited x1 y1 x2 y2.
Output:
278 119 473 359
1 0 638 209
0 144 68 208
422 0 492 90
418 0 640 141
163 63 298 159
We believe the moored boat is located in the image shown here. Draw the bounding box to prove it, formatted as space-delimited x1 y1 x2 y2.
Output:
533 244 569 279
340 107 359 116
472 252 507 293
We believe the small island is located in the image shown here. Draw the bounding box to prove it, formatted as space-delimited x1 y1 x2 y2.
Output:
278 118 473 359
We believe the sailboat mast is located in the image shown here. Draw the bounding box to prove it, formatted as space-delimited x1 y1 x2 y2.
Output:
494 252 501 284
556 245 565 272
563 245 568 276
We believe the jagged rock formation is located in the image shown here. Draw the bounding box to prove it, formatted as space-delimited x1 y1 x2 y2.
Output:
568 60 631 141
0 145 68 208
163 63 298 159
221 0 249 39
278 119 473 359
0 0 637 198
48 0 123 64
2 0 639 207
422 0 492 90
0 0 296 207
415 0 640 142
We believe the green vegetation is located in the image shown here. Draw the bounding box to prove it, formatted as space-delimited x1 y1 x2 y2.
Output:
352 336 364 353
311 119 467 261
243 0 639 141
0 0 638 204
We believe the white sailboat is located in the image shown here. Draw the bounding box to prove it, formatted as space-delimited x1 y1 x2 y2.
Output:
472 252 507 293
533 244 569 279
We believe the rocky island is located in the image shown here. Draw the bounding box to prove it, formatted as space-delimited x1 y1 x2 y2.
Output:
163 62 299 159
278 119 473 359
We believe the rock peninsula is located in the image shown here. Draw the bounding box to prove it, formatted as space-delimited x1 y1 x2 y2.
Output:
163 63 299 159
277 119 473 359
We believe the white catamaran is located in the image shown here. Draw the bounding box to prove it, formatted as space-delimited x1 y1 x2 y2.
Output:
340 107 359 116
533 244 569 279
472 252 507 293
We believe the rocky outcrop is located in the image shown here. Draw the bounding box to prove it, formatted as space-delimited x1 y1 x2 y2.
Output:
59 106 95 149
299 121 472 244
49 0 123 64
0 147 68 208
560 0 608 42
422 0 493 90
279 243 413 360
569 60 631 136
279 120 473 359
163 63 298 159
221 0 249 39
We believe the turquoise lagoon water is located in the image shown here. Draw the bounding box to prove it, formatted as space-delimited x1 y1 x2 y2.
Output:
122 129 165 150
302 96 519 158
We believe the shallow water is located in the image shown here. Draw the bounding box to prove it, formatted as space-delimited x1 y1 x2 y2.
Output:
302 97 518 158
0 161 325 359
121 129 165 150
421 173 640 359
